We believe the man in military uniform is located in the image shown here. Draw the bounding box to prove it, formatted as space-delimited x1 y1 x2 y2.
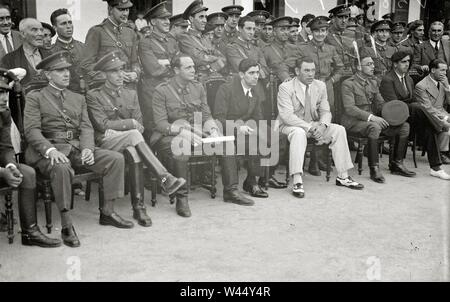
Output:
138 1 179 139
288 18 302 47
178 0 226 83
246 10 270 48
41 22 55 51
24 51 134 248
82 0 141 89
403 20 424 52
325 4 356 78
298 16 345 175
221 5 243 45
86 52 186 227
151 54 254 218
168 14 189 42
298 14 314 43
263 16 299 83
49 8 86 93
389 22 408 51
207 12 227 55
0 68 61 248
341 53 416 183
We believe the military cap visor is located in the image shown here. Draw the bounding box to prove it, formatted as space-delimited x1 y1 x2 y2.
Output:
103 0 133 9
308 16 330 30
328 4 350 17
183 0 208 19
207 12 228 25
36 51 72 70
371 19 393 32
222 5 244 16
145 1 171 19
391 22 406 33
0 68 14 90
93 51 126 71
270 16 293 27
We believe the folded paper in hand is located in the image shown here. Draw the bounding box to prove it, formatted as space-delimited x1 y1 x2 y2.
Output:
201 136 235 144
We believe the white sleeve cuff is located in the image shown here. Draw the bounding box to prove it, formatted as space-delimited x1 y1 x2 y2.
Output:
45 147 57 158
367 114 373 122
5 163 17 169
444 116 449 122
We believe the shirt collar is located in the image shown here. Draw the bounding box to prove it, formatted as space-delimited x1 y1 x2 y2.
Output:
48 83 66 98
104 81 122 97
23 46 40 57
355 72 369 84
172 77 190 94
394 70 406 81
430 40 440 48
295 78 308 93
108 17 120 28
189 28 202 38
151 30 167 41
241 81 253 97
1 32 11 38
429 75 438 86
57 37 73 45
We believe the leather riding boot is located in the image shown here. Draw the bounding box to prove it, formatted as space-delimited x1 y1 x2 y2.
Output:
176 196 191 217
173 159 191 217
135 142 186 195
19 188 62 248
125 156 152 227
368 138 385 183
308 148 321 176
390 137 416 177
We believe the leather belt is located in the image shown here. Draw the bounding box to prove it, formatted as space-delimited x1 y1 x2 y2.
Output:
43 131 79 140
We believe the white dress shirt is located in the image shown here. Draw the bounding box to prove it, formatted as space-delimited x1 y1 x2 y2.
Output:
0 32 14 53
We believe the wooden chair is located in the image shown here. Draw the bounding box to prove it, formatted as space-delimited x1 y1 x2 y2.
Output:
0 186 15 244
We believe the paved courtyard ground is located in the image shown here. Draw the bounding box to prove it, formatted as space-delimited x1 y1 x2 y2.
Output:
0 152 448 282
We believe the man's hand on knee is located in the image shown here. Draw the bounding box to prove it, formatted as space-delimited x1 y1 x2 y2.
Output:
48 150 70 165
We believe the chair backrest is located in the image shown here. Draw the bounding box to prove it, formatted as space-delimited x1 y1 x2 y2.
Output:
205 76 227 114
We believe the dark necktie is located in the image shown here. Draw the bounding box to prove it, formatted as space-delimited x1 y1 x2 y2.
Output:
401 76 408 93
435 41 439 58
304 85 312 122
437 82 440 91
4 33 13 53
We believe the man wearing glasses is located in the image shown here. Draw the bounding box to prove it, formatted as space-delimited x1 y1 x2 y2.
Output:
341 52 416 184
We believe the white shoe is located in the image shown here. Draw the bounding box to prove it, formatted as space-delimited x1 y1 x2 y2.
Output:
430 169 450 180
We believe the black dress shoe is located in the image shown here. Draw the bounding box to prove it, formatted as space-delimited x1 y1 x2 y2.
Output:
243 182 269 198
389 161 416 177
100 212 134 229
61 226 81 248
369 166 385 183
22 225 61 248
292 183 305 198
161 174 186 196
258 177 288 189
224 190 255 206
176 197 191 217
133 205 152 227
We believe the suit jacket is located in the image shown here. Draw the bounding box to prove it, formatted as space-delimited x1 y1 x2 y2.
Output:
414 75 450 130
413 40 450 78
0 30 23 61
24 85 95 165
379 69 415 103
277 78 331 133
214 75 264 128
0 110 16 167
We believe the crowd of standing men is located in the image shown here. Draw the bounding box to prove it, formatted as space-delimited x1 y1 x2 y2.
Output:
0 0 449 249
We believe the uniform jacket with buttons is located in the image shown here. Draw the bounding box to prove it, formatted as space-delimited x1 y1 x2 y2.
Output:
151 77 217 145
324 26 358 73
23 85 95 164
0 110 16 167
263 39 300 82
86 84 143 145
341 73 385 128
225 37 269 75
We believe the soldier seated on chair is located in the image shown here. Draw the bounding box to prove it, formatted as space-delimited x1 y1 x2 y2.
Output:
341 52 416 183
151 54 255 218
0 68 61 248
277 57 364 198
23 51 133 248
86 51 186 227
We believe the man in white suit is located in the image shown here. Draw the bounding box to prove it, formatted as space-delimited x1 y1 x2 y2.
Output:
277 57 364 198
0 5 22 61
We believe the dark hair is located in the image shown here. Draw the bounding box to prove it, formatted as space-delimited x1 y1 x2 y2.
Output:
50 8 69 26
238 58 259 73
295 56 315 69
171 53 192 69
238 16 255 28
301 14 315 25
429 58 447 71
0 4 11 14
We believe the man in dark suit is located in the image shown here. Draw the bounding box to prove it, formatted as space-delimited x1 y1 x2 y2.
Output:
413 21 450 81
0 68 61 248
214 59 268 198
380 51 447 173
0 5 22 62
415 58 450 180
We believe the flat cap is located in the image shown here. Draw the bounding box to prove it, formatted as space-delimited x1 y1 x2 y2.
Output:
207 12 228 25
41 22 56 37
408 20 424 32
247 10 270 24
221 5 244 16
0 68 15 90
391 21 406 33
145 1 171 19
328 4 350 17
371 19 393 33
391 50 410 63
93 51 125 72
36 51 72 70
307 16 330 30
170 14 189 27
382 100 409 126
183 0 208 19
103 0 133 9
270 16 293 28
265 15 275 25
